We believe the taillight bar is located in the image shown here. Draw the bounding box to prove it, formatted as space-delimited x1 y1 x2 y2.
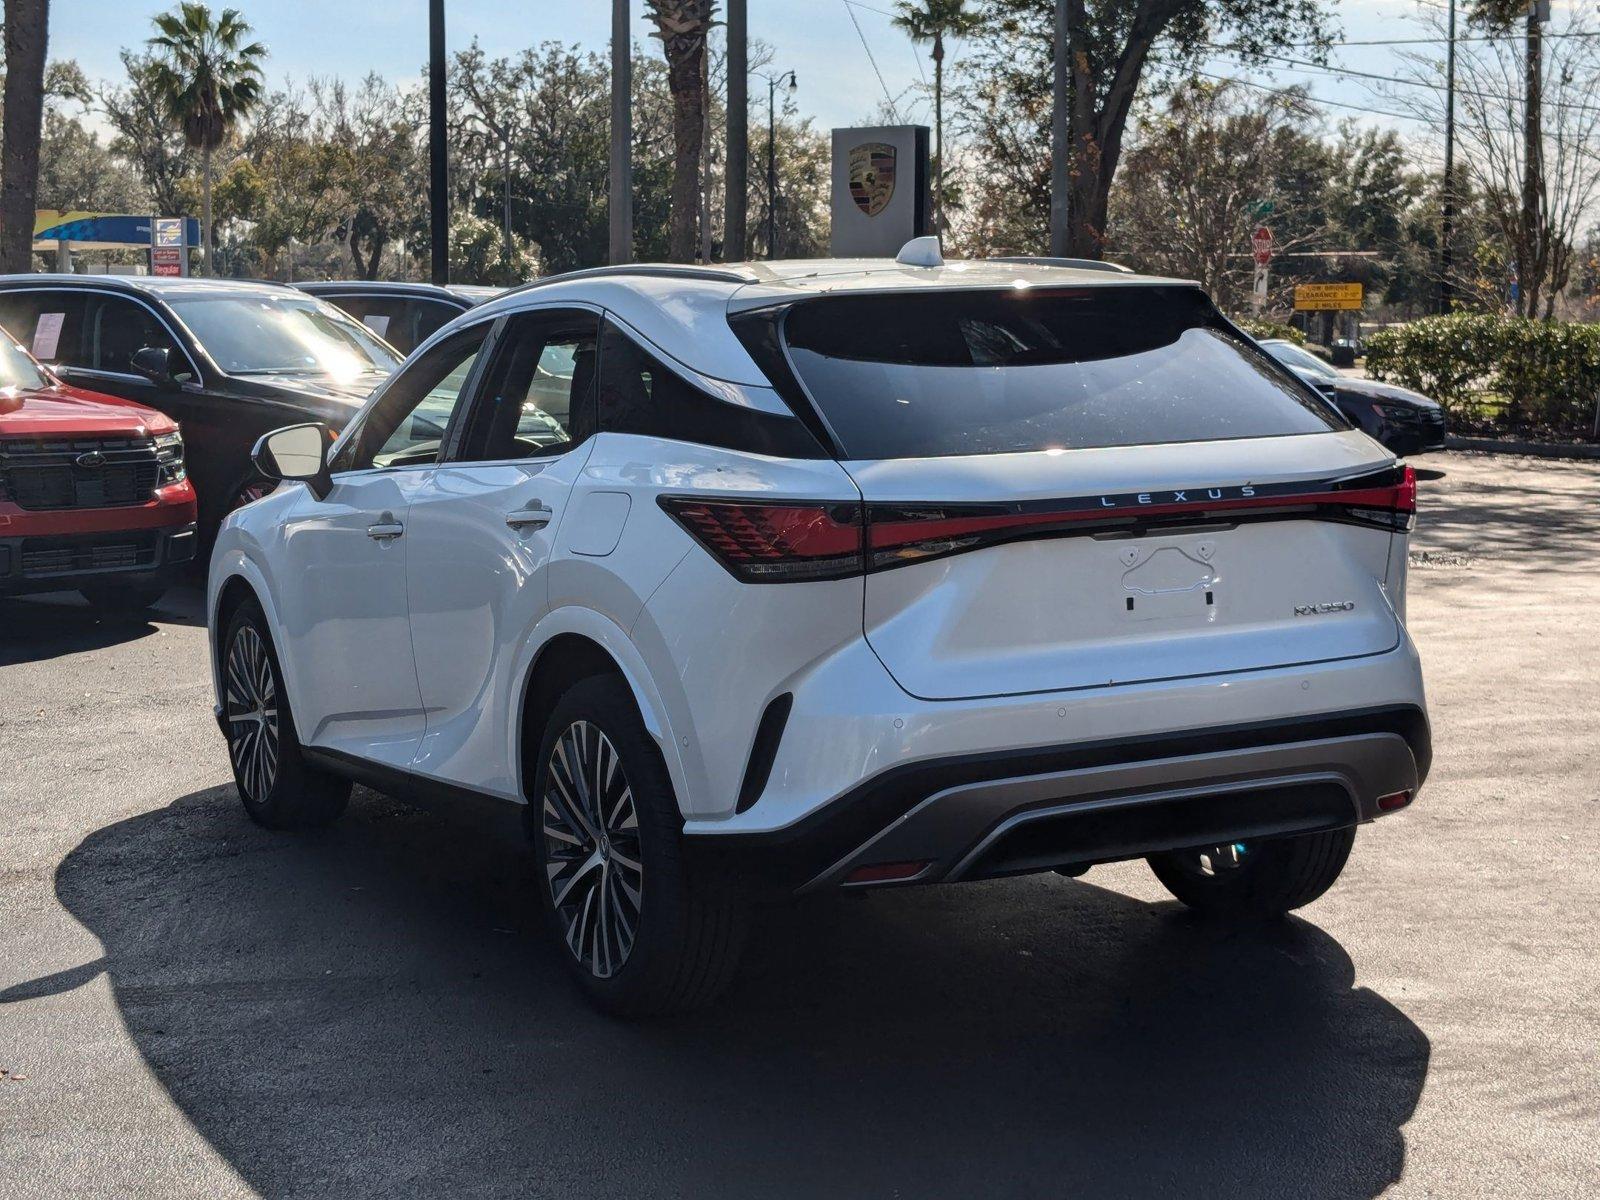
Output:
659 465 1416 583
657 497 863 583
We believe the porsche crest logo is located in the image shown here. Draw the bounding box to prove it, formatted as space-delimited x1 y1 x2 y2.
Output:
848 142 896 217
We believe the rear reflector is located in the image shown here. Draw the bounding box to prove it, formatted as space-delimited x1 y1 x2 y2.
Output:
661 465 1417 583
844 860 932 885
1377 789 1413 812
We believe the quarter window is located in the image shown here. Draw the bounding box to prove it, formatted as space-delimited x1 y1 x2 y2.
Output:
596 319 823 458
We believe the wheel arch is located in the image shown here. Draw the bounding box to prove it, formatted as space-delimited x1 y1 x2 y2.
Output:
512 607 688 811
207 550 308 744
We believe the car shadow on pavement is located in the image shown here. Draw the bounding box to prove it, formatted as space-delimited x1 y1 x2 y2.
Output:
0 584 206 666
17 784 1429 1200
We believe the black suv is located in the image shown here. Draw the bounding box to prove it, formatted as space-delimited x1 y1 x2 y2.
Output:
296 281 502 355
0 276 402 534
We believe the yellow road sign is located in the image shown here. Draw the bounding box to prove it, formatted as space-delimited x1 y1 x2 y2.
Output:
1294 282 1364 311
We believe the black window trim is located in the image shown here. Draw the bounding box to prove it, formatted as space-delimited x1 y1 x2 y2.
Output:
0 284 204 385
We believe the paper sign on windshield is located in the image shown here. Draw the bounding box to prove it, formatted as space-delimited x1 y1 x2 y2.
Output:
362 314 391 337
32 312 65 360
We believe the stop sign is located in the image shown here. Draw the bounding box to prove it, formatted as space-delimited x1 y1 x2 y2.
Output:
1253 226 1273 265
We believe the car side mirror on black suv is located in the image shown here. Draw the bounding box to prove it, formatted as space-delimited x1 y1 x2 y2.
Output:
130 346 180 387
252 423 332 500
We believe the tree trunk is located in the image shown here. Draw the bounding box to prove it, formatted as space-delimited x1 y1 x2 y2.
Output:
1520 7 1543 319
1062 0 1177 259
201 141 214 277
664 46 705 262
0 0 50 274
932 35 944 238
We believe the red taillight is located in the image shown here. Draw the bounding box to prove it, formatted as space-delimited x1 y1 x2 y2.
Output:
1377 789 1413 812
658 497 863 583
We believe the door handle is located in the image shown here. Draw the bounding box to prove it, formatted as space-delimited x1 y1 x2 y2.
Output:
506 503 552 531
367 516 404 541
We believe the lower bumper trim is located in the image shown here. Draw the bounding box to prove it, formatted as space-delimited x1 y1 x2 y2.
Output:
684 706 1430 899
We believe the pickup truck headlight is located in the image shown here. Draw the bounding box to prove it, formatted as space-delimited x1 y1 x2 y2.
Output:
154 430 186 484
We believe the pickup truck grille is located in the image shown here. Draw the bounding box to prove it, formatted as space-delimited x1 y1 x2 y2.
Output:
0 436 161 510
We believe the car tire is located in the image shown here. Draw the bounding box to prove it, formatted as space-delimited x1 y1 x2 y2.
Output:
79 581 167 612
1147 826 1356 918
531 674 747 1016
221 598 350 830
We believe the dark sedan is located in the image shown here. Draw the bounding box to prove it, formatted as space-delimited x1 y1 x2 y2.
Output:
0 275 402 535
1260 338 1447 456
295 281 503 355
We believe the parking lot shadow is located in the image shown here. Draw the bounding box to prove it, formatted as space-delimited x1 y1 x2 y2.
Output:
22 785 1429 1199
0 583 206 666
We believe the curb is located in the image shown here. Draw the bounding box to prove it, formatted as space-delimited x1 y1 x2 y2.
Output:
1443 435 1600 460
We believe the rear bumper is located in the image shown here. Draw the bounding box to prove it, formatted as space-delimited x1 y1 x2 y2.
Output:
0 522 198 595
684 705 1430 899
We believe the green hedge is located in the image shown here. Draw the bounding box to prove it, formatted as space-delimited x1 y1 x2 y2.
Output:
1232 317 1306 345
1365 314 1600 437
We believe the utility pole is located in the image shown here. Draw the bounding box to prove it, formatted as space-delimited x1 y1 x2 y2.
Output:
609 0 634 264
725 0 748 260
1049 0 1069 256
700 49 713 264
429 0 448 286
1440 0 1457 314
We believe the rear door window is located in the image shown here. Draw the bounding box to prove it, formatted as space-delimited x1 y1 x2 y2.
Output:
0 291 88 368
774 286 1347 459
453 309 599 461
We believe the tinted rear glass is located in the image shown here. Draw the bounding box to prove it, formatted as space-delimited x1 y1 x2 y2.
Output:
779 286 1345 459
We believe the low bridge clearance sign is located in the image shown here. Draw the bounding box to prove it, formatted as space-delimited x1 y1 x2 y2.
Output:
1294 283 1364 311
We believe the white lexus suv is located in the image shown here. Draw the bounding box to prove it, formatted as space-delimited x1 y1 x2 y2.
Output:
208 246 1430 1014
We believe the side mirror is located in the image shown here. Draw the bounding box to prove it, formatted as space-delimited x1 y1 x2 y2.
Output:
252 423 332 500
130 346 176 387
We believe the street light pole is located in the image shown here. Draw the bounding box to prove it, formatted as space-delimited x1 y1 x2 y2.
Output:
1440 0 1456 314
725 0 748 260
761 70 795 260
429 0 448 286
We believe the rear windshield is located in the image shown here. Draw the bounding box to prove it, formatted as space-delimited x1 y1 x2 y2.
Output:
778 286 1345 459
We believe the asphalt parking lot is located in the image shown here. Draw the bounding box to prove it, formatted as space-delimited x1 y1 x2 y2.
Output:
2 451 1596 1199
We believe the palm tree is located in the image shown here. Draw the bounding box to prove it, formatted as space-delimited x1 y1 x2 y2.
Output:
646 0 717 263
893 0 980 238
147 3 265 276
1 0 51 273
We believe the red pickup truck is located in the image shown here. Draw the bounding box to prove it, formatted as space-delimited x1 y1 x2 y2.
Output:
0 329 196 609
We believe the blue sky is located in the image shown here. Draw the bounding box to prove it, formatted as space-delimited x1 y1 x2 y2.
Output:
50 1 1458 144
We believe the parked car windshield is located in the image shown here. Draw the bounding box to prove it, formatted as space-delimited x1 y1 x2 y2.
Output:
1261 339 1341 380
170 294 402 383
0 332 48 392
779 286 1346 459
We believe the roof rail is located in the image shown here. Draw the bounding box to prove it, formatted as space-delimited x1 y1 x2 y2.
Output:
989 255 1135 275
499 263 757 299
